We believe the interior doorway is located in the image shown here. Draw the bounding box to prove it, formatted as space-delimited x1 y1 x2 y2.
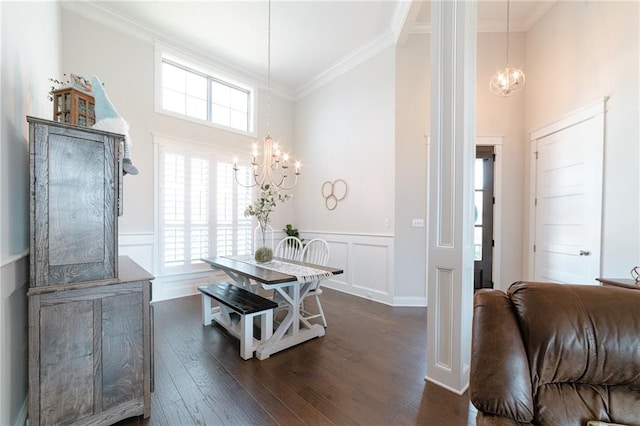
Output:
474 146 495 289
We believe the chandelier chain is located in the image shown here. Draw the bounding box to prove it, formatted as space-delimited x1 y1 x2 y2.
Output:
267 0 272 136
232 0 301 190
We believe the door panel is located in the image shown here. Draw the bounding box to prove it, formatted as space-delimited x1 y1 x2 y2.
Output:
533 105 604 284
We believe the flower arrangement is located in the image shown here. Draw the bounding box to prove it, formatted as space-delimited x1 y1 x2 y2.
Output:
244 184 292 261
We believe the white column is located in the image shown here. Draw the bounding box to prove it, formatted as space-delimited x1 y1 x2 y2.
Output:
426 0 477 394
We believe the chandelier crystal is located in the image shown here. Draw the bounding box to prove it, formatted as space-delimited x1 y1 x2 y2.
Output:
234 0 300 190
489 0 525 97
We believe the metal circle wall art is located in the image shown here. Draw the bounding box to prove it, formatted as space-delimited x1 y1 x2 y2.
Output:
321 179 348 210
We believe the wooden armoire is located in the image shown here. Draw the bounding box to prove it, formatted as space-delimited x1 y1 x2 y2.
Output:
27 116 153 425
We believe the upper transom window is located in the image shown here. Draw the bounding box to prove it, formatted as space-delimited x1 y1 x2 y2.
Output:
159 57 254 134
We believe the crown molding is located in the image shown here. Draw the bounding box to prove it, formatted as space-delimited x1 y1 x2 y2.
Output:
60 2 296 101
391 1 413 45
295 29 395 100
410 0 556 34
521 1 556 32
61 1 152 44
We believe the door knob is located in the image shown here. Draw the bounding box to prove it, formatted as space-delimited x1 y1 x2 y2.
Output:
579 250 591 256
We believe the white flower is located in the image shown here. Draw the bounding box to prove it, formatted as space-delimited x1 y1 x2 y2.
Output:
244 184 292 230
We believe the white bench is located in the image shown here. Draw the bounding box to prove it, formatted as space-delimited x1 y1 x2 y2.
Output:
198 283 278 360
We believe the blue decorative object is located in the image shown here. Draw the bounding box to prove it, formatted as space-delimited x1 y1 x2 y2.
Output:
90 75 138 175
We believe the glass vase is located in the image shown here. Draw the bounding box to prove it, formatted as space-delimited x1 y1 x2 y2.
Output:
254 224 274 263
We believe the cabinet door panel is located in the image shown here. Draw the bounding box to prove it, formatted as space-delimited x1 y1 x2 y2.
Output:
102 292 144 409
39 300 95 425
48 135 105 265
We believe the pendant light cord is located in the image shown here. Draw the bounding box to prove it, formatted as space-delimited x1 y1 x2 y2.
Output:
505 0 510 66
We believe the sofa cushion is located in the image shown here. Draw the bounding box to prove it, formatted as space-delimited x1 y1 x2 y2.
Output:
508 282 640 387
508 282 640 424
536 383 640 425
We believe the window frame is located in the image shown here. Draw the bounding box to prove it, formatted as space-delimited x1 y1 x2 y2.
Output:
154 43 257 137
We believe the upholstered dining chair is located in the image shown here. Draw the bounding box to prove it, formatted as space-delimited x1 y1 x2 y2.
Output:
300 238 330 327
274 236 303 261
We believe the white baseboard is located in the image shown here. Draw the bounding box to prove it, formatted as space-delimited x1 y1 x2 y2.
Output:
393 296 427 307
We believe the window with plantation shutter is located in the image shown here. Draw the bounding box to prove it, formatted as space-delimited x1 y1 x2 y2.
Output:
157 139 253 273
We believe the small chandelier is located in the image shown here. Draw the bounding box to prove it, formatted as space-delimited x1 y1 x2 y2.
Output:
234 0 300 190
489 0 525 97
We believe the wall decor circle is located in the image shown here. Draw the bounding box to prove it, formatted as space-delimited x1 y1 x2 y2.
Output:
321 179 348 210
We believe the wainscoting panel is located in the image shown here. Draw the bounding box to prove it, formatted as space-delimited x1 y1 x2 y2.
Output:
119 231 396 305
303 232 394 305
151 270 222 302
434 267 454 372
118 233 155 275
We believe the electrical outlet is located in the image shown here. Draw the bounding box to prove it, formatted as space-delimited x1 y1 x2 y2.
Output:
412 218 424 228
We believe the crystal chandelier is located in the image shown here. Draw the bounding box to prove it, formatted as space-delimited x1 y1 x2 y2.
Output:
489 0 525 97
234 0 300 190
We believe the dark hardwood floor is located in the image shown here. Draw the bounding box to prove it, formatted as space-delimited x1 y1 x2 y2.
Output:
119 288 476 425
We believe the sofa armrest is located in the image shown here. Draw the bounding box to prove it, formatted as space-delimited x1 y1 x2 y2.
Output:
470 289 534 424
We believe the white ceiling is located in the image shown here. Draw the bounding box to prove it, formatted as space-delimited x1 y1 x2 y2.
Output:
63 0 555 97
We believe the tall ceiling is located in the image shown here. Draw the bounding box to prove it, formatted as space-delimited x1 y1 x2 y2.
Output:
62 0 555 97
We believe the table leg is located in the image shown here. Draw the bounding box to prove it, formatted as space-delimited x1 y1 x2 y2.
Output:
261 309 274 341
255 282 325 360
224 271 253 290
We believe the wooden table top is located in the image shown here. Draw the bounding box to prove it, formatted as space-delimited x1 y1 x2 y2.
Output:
202 256 343 285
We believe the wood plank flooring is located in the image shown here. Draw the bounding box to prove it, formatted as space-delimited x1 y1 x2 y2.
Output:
118 288 476 425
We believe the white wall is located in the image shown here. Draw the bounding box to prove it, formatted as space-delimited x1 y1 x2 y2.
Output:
294 47 396 235
60 7 297 298
1 3 61 425
523 1 640 277
293 47 397 304
395 33 430 304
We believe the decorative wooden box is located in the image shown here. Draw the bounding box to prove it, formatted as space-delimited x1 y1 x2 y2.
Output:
28 116 122 286
52 87 96 127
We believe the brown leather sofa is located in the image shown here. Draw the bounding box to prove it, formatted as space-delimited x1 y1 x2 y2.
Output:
470 281 640 425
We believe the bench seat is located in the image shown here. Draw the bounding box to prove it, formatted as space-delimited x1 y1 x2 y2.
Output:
198 283 277 360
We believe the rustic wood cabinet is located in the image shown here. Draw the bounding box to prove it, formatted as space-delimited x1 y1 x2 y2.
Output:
28 116 122 287
27 117 153 424
28 257 153 425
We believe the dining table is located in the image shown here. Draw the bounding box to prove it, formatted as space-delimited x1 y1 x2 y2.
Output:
201 255 343 360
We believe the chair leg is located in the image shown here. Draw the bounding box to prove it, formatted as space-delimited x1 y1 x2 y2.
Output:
315 294 327 327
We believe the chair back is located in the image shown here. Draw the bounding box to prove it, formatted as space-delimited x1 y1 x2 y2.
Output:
301 238 330 266
275 236 303 261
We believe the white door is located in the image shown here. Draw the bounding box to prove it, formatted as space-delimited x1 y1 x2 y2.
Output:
531 100 605 284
